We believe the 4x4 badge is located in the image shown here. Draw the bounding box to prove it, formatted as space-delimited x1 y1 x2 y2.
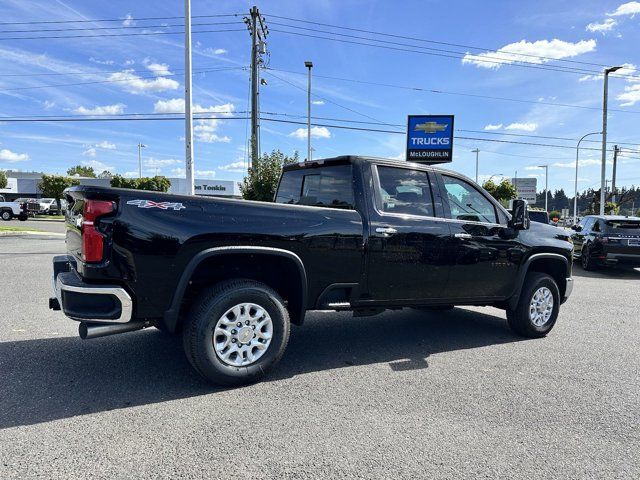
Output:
126 199 186 211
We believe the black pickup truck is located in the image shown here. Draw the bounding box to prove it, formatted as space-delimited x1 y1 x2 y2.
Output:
50 156 574 385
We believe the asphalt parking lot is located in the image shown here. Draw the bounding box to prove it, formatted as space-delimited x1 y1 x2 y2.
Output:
0 230 638 479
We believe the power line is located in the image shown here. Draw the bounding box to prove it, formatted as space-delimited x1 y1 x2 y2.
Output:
0 20 241 35
270 28 640 80
265 67 640 115
266 14 627 71
0 14 242 26
0 27 245 41
0 66 246 92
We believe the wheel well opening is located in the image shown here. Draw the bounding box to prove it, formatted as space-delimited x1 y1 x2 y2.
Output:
178 253 305 327
528 258 567 298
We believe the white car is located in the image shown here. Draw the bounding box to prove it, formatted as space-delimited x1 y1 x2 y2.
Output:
0 195 28 221
39 198 60 215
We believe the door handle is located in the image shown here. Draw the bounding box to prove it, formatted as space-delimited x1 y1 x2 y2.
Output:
375 227 398 235
454 233 472 239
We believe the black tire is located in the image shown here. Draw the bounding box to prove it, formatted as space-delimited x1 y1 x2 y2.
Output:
506 272 560 338
1 210 13 221
182 279 290 386
581 245 595 271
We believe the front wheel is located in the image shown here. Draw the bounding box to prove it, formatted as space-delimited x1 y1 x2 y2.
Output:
506 272 560 338
182 279 290 386
581 245 596 271
1 210 13 221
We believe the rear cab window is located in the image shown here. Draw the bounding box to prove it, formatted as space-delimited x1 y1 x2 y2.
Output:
374 166 435 217
275 164 355 210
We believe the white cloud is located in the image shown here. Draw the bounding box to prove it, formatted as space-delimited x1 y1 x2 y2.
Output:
525 166 544 171
123 171 138 178
586 18 617 33
170 167 185 177
0 149 29 162
311 100 325 105
95 140 116 150
108 70 179 93
89 57 115 65
203 48 228 55
153 99 235 143
144 158 180 167
462 39 597 69
617 83 640 106
82 159 114 172
218 161 246 172
504 122 538 132
43 100 56 110
123 59 135 66
608 1 640 16
484 123 503 131
144 59 172 76
288 126 332 139
82 148 96 157
75 103 126 115
552 159 608 168
581 62 636 81
122 14 135 27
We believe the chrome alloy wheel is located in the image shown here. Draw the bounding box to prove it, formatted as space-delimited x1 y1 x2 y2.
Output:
529 287 554 327
213 303 273 367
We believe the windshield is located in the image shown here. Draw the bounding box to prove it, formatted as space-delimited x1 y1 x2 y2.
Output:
605 220 640 235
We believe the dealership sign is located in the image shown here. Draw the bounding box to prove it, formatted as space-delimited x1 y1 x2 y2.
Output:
406 115 454 164
511 177 537 204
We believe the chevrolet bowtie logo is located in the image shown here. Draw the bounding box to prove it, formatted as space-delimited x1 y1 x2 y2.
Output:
414 121 447 133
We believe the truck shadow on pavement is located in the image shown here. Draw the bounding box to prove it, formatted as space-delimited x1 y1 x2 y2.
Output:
0 308 521 429
571 265 640 280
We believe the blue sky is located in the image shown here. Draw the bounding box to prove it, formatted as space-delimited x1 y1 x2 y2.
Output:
0 0 639 194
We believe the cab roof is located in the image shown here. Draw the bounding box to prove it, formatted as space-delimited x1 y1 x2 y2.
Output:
283 155 455 175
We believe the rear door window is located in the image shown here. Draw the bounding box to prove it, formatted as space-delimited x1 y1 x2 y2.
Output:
275 165 354 210
605 220 640 235
374 166 435 217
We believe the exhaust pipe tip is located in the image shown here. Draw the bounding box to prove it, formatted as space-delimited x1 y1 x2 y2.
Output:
79 321 149 340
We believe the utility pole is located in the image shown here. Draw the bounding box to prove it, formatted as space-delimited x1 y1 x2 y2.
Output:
538 164 549 212
137 143 146 178
305 61 313 161
472 148 480 183
245 6 268 169
611 145 620 205
184 0 195 195
574 131 601 223
600 65 622 214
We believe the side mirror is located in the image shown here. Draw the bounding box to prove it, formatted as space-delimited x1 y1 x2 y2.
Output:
573 225 582 232
509 199 530 230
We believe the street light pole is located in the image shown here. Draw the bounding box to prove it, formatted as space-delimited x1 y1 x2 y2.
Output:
538 164 549 212
574 131 601 223
472 148 480 183
137 142 146 178
184 0 195 195
305 61 313 161
600 65 622 214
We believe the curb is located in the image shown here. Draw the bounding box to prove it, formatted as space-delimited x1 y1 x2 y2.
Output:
0 230 65 237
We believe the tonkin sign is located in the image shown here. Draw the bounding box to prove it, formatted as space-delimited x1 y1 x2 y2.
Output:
406 115 454 164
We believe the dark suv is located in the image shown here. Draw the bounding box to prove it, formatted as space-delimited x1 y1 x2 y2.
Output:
572 215 640 270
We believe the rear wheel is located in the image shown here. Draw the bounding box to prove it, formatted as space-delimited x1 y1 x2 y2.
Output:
581 245 596 271
182 279 290 386
506 272 560 338
1 210 13 221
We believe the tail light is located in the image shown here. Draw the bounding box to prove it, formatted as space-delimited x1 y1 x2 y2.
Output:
82 200 115 263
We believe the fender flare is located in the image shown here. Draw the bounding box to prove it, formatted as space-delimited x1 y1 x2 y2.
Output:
507 253 569 310
163 246 308 330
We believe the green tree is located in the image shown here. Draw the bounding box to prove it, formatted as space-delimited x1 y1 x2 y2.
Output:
110 175 171 192
482 178 518 206
0 170 7 189
240 149 299 201
67 165 96 178
97 170 113 179
38 175 80 211
549 210 562 221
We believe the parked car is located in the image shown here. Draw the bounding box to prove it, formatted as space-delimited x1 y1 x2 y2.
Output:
39 198 61 215
50 156 574 386
0 195 28 221
14 197 41 216
528 209 550 225
571 215 640 270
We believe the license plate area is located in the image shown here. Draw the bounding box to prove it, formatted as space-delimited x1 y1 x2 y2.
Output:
628 239 640 246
